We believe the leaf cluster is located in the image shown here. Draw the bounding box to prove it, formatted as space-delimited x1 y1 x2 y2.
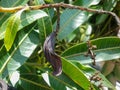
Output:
0 0 120 90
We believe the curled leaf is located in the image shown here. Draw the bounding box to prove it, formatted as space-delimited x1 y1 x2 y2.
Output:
43 31 62 76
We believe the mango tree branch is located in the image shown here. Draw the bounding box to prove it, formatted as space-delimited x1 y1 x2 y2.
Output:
0 6 23 12
0 3 120 26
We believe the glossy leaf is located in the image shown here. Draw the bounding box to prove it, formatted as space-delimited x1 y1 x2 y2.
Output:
0 26 39 77
0 0 119 90
38 18 52 45
61 57 92 90
19 64 83 90
61 37 120 64
57 9 88 40
4 10 24 51
38 16 53 45
0 19 8 40
0 0 29 7
18 64 50 90
0 10 48 40
0 0 29 25
20 10 48 30
19 77 51 90
9 71 20 86
95 0 117 24
42 72 84 90
56 0 101 40
35 0 53 45
71 61 116 90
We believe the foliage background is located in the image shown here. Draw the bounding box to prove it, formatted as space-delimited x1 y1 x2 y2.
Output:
0 0 120 90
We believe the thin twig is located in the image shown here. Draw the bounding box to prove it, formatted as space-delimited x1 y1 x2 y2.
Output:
55 7 60 34
85 41 97 65
0 3 120 26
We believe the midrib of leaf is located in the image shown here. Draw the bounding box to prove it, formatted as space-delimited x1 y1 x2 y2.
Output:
23 61 87 89
26 62 80 89
0 0 25 38
35 0 53 38
61 37 120 56
5 13 20 50
64 46 120 58
0 10 48 40
60 10 81 32
20 77 51 90
21 13 40 24
25 61 80 89
63 66 83 88
49 74 77 90
0 25 35 73
20 10 48 30
41 70 79 89
39 18 47 38
46 9 53 31
35 0 46 39
4 8 26 50
62 58 91 90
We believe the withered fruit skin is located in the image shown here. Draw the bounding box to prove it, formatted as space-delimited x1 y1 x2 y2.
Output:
43 31 62 76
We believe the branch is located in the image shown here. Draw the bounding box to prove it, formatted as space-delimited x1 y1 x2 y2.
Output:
0 6 23 12
0 3 120 26
55 7 60 34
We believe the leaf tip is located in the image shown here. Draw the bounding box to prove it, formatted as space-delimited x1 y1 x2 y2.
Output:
4 43 10 51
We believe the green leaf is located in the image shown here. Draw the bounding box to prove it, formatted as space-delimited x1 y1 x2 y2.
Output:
9 71 20 86
42 73 83 90
20 10 48 30
19 64 83 90
0 0 29 39
0 19 8 40
38 15 53 45
17 64 51 90
61 37 120 64
73 0 100 7
0 0 29 25
0 26 39 77
18 65 51 90
4 10 23 51
0 0 29 7
41 58 92 90
56 0 100 40
19 77 51 90
35 0 53 45
95 0 117 24
71 61 116 90
53 0 63 3
61 57 92 90
0 10 48 40
57 9 88 40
